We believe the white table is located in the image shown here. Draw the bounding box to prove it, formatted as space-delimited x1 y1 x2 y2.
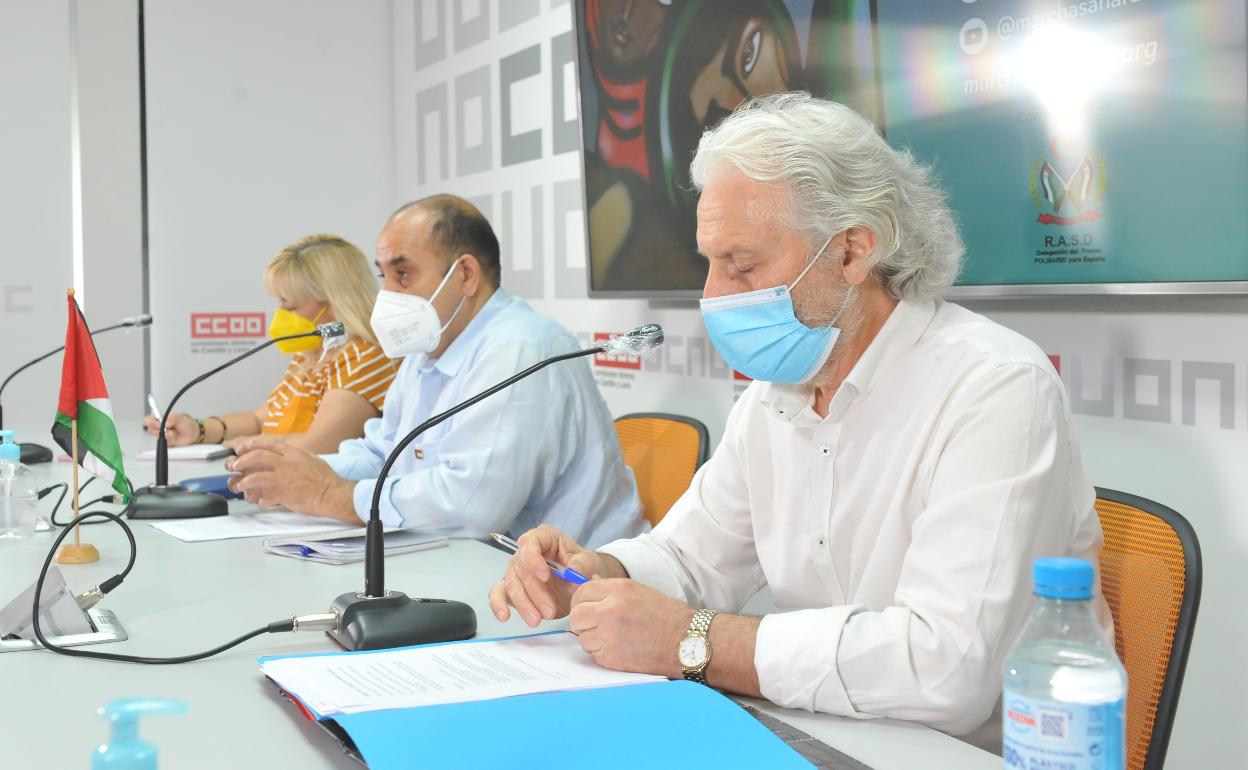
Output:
2 423 998 769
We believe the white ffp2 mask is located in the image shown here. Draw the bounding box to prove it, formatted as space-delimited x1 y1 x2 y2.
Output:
369 259 465 358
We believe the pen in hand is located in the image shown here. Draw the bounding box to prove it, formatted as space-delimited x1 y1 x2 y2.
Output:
490 532 589 585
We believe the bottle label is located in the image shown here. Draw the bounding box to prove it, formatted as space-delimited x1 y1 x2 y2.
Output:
1003 690 1124 770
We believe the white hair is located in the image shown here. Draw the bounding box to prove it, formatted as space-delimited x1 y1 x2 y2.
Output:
689 92 963 302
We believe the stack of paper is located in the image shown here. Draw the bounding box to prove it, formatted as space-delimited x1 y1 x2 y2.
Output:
260 631 665 717
263 529 447 565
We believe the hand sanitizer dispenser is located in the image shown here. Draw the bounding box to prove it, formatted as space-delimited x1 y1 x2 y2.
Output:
92 698 187 770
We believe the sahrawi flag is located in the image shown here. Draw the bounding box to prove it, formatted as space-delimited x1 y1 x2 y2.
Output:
51 293 132 500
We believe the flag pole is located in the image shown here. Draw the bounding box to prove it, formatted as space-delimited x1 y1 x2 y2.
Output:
55 292 99 564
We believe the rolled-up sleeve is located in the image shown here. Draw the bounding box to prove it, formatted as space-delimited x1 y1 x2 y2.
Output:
599 395 766 613
753 363 1087 735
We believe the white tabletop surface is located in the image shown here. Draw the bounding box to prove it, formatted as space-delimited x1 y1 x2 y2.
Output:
2 422 998 769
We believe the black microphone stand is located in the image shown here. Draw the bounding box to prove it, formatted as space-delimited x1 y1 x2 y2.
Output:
327 324 663 652
127 324 343 520
0 319 150 465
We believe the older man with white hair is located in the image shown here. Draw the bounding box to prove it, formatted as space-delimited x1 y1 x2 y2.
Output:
488 93 1107 745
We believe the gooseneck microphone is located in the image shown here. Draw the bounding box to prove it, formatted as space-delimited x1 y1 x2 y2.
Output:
0 313 153 464
326 323 664 652
126 322 346 520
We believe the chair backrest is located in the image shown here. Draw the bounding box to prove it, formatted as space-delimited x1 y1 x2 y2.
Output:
614 413 710 526
1093 487 1202 770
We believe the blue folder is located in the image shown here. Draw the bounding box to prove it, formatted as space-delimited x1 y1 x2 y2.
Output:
334 680 811 769
262 633 812 769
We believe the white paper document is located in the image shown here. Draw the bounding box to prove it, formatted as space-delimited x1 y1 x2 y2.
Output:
260 631 666 717
148 511 350 542
136 444 232 461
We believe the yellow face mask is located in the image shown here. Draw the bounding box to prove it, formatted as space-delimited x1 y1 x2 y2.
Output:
268 306 326 354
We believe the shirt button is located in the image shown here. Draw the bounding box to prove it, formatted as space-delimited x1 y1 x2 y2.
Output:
816 537 826 547
819 444 831 456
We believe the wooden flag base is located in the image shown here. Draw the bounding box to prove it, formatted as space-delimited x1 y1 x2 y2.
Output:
55 543 100 564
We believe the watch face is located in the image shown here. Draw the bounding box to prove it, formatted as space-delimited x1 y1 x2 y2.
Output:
678 635 709 668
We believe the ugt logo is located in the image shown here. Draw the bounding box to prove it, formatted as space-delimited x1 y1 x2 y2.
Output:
1030 138 1107 226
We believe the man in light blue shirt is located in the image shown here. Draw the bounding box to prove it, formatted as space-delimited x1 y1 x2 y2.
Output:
229 195 646 547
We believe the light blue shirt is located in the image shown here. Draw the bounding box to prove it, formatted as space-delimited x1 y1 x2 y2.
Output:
323 288 648 547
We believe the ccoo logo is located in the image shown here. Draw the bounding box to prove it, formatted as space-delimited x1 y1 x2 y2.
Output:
191 312 266 339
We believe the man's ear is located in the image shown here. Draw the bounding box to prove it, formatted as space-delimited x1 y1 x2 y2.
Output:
458 254 484 297
840 226 878 287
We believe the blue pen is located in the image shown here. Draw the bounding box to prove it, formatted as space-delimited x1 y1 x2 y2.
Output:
299 546 313 557
489 532 589 585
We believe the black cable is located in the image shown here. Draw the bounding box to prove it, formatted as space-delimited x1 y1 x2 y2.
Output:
40 477 117 527
31 510 294 664
38 483 68 522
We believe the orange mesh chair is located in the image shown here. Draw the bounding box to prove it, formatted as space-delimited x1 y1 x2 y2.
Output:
1094 488 1201 770
614 413 710 526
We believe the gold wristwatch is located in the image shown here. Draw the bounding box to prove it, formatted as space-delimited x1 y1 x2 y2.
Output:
677 608 717 684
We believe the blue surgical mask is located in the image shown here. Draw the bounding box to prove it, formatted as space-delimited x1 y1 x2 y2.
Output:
699 236 849 384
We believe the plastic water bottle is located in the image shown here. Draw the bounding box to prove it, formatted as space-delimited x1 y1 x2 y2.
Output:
0 430 38 539
1003 557 1126 770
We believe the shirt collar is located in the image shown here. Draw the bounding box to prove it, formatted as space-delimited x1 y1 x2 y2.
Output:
758 299 937 421
840 298 936 397
412 288 510 378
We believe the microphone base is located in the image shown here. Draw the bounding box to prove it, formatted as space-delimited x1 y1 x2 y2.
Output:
126 485 229 520
327 590 477 651
19 443 53 465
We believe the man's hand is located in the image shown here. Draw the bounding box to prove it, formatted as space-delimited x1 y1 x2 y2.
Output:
487 525 622 626
144 413 197 446
569 579 694 678
225 440 359 523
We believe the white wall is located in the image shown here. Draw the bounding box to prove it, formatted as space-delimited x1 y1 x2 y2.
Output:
145 0 396 416
392 2 1241 766
77 0 146 421
2 0 154 432
0 0 74 435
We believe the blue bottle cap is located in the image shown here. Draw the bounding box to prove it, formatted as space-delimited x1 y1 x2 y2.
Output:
1033 557 1094 600
0 431 19 462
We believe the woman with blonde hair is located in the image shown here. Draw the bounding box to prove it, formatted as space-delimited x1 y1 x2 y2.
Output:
144 234 399 453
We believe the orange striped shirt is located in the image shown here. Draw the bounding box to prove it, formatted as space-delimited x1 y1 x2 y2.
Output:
262 339 398 435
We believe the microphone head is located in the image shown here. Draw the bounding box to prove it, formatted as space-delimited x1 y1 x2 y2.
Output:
123 313 153 327
601 324 664 357
317 321 347 339
316 321 346 351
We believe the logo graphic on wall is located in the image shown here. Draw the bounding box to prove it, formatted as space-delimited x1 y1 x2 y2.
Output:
1030 151 1107 226
189 312 266 355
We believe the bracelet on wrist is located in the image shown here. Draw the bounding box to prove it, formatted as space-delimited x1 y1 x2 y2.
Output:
206 416 227 443
192 416 206 444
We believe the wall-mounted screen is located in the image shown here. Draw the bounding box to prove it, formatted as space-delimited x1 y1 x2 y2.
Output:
576 0 1248 298
877 0 1248 294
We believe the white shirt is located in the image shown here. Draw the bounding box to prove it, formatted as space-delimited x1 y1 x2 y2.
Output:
324 289 648 548
599 299 1108 737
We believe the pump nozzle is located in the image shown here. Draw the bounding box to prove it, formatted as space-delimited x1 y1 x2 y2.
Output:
94 698 187 770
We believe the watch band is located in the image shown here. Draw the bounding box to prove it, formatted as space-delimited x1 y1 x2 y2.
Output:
682 608 718 684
